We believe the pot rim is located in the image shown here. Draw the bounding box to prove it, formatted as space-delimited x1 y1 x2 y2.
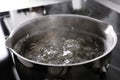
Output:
6 14 118 67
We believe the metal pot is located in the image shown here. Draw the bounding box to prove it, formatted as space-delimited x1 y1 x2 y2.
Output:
6 14 117 80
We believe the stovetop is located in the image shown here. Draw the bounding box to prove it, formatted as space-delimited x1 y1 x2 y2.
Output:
0 0 120 80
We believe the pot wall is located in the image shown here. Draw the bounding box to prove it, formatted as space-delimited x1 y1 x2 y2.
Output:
13 52 111 80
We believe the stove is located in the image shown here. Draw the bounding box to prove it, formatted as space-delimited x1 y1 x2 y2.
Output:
0 0 120 80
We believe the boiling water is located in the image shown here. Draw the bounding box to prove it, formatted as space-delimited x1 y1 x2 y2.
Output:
13 30 105 65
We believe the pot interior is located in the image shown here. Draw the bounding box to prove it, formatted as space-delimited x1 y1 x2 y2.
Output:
6 15 117 65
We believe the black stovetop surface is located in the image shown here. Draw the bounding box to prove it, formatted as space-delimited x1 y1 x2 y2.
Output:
0 0 120 80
